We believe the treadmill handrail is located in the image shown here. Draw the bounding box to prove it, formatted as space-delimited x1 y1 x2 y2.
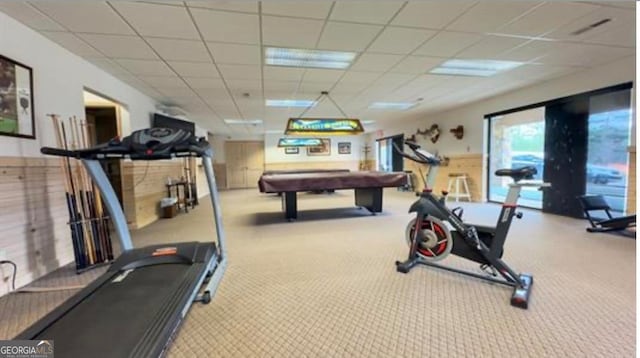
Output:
40 127 212 160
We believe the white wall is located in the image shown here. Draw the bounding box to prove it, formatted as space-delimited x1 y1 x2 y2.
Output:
264 133 363 163
0 11 157 157
381 55 636 155
0 12 158 295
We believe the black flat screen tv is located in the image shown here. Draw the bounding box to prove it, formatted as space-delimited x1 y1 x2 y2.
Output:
152 113 195 135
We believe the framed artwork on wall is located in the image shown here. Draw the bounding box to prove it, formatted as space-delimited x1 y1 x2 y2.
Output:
338 142 351 154
284 147 299 154
307 138 331 156
0 54 35 139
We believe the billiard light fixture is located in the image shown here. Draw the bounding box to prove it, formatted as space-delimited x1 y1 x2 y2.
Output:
429 59 523 77
265 47 357 70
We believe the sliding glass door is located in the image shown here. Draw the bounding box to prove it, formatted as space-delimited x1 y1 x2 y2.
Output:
488 107 545 209
585 89 632 215
376 135 404 172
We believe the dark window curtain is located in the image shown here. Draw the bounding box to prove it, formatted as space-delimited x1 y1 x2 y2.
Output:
542 99 589 218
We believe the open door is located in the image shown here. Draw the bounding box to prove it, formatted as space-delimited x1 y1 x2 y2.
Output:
84 90 123 205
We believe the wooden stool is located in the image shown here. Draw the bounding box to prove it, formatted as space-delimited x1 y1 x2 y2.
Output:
447 173 471 202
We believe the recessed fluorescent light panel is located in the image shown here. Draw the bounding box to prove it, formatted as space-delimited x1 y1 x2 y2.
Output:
429 59 523 77
369 102 416 110
362 120 375 125
224 119 263 125
265 47 356 69
266 99 316 108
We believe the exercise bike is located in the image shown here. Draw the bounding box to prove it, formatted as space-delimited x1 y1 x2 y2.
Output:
393 140 549 309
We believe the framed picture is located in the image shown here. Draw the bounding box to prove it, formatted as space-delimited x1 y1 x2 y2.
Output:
338 142 351 154
307 138 331 156
0 54 35 139
284 147 299 154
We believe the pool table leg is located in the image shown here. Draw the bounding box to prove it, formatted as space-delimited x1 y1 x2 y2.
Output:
354 187 383 214
282 191 298 220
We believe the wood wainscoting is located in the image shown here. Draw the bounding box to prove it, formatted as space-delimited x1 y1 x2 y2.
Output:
0 157 73 296
121 160 184 229
404 153 483 201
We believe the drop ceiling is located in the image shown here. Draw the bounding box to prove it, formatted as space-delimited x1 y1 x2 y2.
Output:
0 1 635 134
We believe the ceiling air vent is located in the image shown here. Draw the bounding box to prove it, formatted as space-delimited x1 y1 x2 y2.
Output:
570 18 612 36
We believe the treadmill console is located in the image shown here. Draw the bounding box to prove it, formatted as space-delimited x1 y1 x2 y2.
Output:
41 127 212 160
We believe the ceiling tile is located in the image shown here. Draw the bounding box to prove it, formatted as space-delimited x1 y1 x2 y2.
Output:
331 82 369 95
85 57 129 75
217 64 261 80
413 31 483 57
196 88 232 99
496 40 555 62
349 53 403 72
191 8 259 44
330 2 403 24
183 77 226 90
32 2 133 35
262 16 324 48
168 61 219 77
298 81 336 94
455 35 527 59
208 43 261 65
391 2 475 29
40 32 103 57
146 38 211 62
156 87 197 98
368 27 436 55
390 56 443 74
536 42 634 67
302 69 345 83
115 59 174 76
77 34 158 59
186 1 258 13
264 81 299 93
549 6 634 45
139 75 187 88
498 2 599 37
584 24 635 48
339 71 381 84
111 2 199 39
0 2 65 31
373 73 416 89
263 66 305 81
261 2 332 19
447 1 540 33
225 79 262 90
317 22 382 52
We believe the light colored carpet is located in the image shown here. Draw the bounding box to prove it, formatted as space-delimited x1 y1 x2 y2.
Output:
0 189 635 357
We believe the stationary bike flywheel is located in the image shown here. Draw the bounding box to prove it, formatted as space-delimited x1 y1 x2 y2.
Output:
404 216 453 261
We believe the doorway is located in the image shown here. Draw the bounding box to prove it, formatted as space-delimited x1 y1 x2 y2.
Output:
376 134 404 172
84 90 123 205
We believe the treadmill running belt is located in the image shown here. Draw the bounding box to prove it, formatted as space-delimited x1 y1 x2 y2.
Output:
34 263 204 358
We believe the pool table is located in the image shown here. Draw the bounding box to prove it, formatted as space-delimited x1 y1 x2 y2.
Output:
258 171 407 220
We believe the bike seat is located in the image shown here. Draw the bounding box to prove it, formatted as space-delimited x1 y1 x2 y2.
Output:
495 166 537 182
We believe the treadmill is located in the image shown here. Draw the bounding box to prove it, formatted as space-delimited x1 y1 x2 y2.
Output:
17 127 227 358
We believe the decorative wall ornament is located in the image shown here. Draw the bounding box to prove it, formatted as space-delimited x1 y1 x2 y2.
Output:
417 124 440 143
450 125 464 140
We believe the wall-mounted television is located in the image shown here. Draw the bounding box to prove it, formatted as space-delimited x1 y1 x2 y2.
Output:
152 113 195 135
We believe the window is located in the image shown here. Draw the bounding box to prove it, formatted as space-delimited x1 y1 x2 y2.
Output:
586 89 632 215
487 107 545 208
